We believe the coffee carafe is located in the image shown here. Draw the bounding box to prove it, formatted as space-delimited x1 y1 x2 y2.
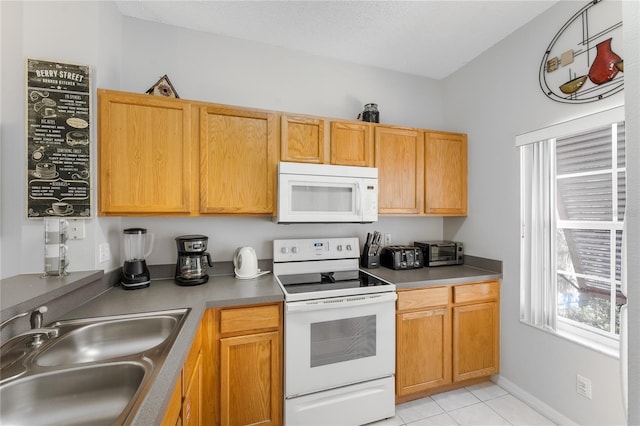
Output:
121 228 154 290
175 235 214 286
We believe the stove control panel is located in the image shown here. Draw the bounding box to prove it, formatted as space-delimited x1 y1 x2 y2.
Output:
273 237 360 262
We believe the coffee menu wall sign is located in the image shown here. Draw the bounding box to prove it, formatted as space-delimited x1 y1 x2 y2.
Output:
26 58 91 218
539 0 623 104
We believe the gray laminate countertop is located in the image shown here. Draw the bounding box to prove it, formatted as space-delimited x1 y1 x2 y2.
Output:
363 264 503 290
1 254 501 425
58 272 284 425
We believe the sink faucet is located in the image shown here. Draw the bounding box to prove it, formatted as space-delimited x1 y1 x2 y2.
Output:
0 306 59 348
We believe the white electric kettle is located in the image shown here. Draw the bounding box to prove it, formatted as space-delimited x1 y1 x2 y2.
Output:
233 247 269 279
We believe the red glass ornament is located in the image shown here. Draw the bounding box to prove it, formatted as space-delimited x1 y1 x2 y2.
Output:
588 38 622 85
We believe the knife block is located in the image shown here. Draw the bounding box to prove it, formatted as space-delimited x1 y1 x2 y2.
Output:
360 254 380 268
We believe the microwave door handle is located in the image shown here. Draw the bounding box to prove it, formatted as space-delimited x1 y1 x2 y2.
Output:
355 182 362 216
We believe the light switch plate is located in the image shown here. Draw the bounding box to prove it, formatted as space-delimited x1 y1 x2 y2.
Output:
98 243 111 263
68 219 85 240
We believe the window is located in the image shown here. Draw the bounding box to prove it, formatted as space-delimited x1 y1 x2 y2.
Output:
518 107 626 355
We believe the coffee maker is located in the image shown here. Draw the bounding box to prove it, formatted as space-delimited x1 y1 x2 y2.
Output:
175 235 214 286
121 228 154 290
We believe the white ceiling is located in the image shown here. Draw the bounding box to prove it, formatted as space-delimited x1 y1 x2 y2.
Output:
115 0 558 80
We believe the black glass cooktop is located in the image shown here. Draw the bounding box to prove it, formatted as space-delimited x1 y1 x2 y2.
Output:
278 270 391 294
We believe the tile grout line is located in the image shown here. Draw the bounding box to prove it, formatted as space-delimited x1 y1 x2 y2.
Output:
479 400 515 426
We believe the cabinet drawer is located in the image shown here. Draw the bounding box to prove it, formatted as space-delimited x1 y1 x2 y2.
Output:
454 281 499 304
220 304 281 335
397 287 449 312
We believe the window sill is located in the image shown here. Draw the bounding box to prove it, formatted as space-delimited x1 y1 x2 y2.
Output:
557 318 620 359
520 318 620 359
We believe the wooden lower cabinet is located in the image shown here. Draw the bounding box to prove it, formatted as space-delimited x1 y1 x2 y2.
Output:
162 322 203 426
397 307 451 396
182 352 202 426
220 331 281 425
203 303 283 426
452 281 501 380
396 281 499 402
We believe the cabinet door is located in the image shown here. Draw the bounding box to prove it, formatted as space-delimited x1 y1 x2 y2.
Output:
182 352 202 426
424 132 468 216
161 372 183 426
396 308 451 396
98 89 194 215
375 126 424 214
220 331 282 426
330 120 373 167
281 114 327 163
200 106 277 214
452 301 499 382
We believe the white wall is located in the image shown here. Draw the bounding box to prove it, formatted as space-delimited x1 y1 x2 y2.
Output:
1 2 446 277
3 2 637 423
119 17 446 131
443 1 630 424
621 1 640 423
115 17 447 265
0 1 124 278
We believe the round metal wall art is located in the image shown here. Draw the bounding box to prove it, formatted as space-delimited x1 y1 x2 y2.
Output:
539 0 624 104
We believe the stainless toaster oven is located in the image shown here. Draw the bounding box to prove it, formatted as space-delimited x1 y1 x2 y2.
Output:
413 241 463 267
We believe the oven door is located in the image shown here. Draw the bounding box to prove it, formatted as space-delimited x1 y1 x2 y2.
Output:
284 291 396 397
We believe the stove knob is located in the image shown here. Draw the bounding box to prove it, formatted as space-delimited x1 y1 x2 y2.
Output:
291 246 299 254
281 247 289 254
346 244 352 251
337 245 343 251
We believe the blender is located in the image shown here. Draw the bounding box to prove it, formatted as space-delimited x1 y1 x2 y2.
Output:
120 228 154 289
175 235 214 286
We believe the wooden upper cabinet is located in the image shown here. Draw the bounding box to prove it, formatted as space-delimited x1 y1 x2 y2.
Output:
98 89 194 215
375 125 424 214
424 131 468 216
330 120 373 167
200 105 277 214
281 114 327 164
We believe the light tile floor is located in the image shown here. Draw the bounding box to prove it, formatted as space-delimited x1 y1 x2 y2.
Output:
368 382 556 426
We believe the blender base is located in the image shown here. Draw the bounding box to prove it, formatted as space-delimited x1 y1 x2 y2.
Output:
120 279 151 290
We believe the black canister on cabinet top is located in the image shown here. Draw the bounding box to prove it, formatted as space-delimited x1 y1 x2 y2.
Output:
358 103 379 123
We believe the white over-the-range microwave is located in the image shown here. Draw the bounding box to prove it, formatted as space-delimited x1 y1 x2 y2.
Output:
275 162 378 223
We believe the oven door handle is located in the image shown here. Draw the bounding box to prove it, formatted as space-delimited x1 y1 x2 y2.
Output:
286 292 397 312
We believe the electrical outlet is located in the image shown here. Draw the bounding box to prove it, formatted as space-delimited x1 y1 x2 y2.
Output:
384 233 391 246
98 243 111 263
67 219 85 240
577 374 592 399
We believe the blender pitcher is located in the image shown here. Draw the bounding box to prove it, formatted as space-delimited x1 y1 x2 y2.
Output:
120 228 154 289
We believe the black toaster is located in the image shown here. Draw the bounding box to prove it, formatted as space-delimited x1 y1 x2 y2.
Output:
380 246 423 270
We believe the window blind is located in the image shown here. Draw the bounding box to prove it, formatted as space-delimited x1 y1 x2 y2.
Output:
555 122 625 299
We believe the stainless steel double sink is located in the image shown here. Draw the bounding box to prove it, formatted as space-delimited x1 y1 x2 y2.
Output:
0 308 189 425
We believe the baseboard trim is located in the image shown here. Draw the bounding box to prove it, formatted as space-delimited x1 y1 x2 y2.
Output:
491 375 578 426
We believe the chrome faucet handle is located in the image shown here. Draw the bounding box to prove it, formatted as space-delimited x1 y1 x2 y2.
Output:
30 306 48 329
6 327 60 348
